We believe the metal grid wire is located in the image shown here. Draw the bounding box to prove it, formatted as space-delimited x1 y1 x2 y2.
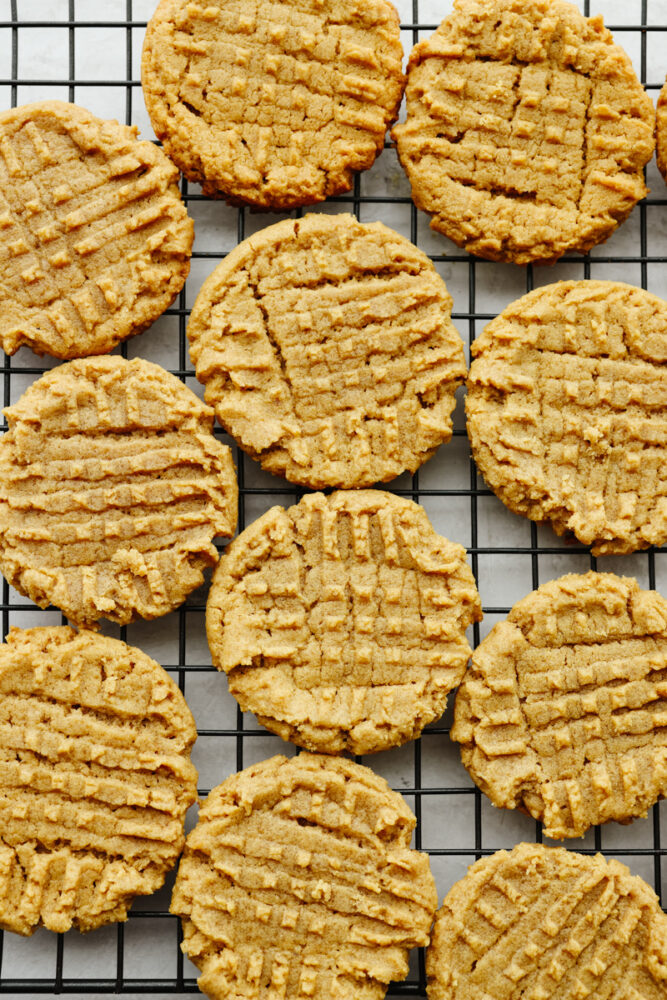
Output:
0 0 666 995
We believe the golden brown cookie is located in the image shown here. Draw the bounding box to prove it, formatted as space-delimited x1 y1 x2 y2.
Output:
392 0 655 264
0 625 198 935
466 280 667 555
207 490 481 755
187 214 467 489
0 101 193 359
0 356 237 628
171 752 437 1000
141 0 404 209
427 843 667 1000
453 572 667 839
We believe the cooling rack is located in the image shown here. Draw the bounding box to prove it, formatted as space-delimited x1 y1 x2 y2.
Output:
0 0 666 996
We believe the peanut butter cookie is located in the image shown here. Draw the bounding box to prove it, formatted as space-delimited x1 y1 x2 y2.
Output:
188 214 467 488
466 280 667 555
0 625 198 935
393 0 655 264
427 843 667 1000
141 0 404 209
207 490 481 755
171 753 437 1000
453 573 667 839
0 356 237 628
0 101 193 358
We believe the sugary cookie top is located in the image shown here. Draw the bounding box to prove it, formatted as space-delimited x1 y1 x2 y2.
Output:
207 489 481 754
393 0 655 263
0 356 237 627
142 0 404 208
171 753 438 1000
466 280 667 555
188 214 467 488
0 101 193 358
0 625 198 935
427 843 667 999
453 573 667 838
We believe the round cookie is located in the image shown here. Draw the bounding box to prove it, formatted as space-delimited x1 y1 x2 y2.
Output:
0 101 193 358
466 280 667 555
187 214 467 489
207 490 481 755
171 752 438 1000
141 0 404 209
392 0 655 264
0 625 198 935
427 843 667 1000
452 572 667 839
0 355 238 628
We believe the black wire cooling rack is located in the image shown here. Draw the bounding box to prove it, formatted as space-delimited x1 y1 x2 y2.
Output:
0 0 666 995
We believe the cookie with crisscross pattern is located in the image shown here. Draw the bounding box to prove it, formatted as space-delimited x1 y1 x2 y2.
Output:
427 843 667 1000
453 573 667 839
171 753 437 1000
188 214 467 488
207 489 481 754
142 0 404 208
393 0 655 263
466 280 667 555
0 101 192 358
0 625 197 935
0 356 237 627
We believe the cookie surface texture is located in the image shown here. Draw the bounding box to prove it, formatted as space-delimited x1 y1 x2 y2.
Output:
466 280 667 555
207 490 481 754
656 78 667 183
171 752 438 1000
0 625 198 935
453 572 667 839
427 842 667 999
0 356 238 627
188 214 467 488
392 0 655 264
141 0 404 209
0 101 193 358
